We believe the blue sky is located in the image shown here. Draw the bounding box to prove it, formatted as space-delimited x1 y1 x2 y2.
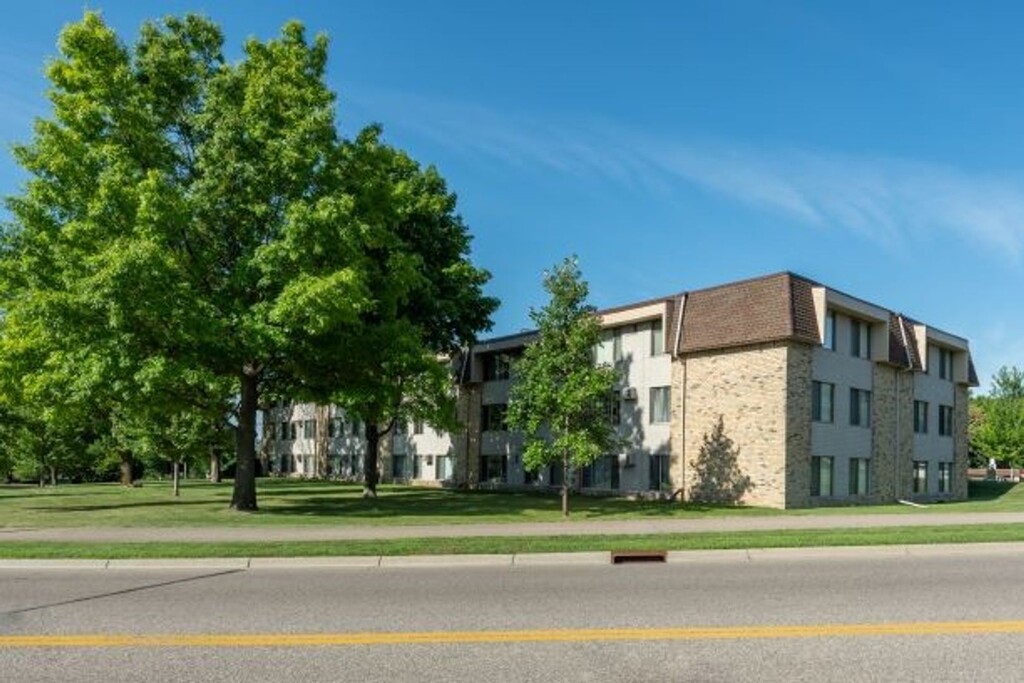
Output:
2 1 1022 391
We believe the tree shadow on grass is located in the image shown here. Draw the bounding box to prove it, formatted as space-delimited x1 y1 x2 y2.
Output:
25 500 221 514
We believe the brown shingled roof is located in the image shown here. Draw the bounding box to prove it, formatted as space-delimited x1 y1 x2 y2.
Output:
676 272 820 353
888 314 922 370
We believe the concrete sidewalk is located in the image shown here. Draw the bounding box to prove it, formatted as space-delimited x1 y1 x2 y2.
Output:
3 510 1024 543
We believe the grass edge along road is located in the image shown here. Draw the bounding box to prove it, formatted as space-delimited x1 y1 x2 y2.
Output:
2 523 1024 559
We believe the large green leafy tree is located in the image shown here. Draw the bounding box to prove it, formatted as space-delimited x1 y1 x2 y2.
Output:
971 366 1024 467
316 130 497 497
507 257 619 517
0 13 393 510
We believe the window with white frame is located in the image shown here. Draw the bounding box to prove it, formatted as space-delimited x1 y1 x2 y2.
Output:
938 462 952 493
649 386 670 424
482 403 508 432
850 319 871 359
603 391 621 426
436 455 454 480
648 453 670 491
811 456 833 496
849 458 869 496
913 400 928 434
823 310 836 350
650 319 664 356
913 461 928 494
849 388 871 427
938 348 954 380
812 381 834 423
612 328 624 364
938 405 954 437
483 353 513 381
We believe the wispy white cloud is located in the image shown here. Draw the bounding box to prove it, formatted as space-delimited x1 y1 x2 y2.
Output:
349 89 1024 260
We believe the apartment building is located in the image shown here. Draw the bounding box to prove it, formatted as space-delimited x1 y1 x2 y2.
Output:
262 272 976 508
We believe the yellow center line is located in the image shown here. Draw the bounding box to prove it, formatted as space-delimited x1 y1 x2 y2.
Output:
4 621 1024 648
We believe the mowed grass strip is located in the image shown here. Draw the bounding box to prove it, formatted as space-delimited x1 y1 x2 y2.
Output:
2 524 1024 559
1 479 1022 530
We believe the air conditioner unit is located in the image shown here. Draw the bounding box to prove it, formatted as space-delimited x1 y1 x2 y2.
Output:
621 387 638 401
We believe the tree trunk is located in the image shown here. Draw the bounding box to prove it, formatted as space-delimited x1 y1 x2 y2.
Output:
119 452 133 487
49 465 57 487
209 448 222 483
561 452 569 517
173 460 180 497
363 421 380 498
230 366 259 511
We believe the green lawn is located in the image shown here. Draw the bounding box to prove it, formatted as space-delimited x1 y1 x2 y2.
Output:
2 524 1024 559
0 478 1021 529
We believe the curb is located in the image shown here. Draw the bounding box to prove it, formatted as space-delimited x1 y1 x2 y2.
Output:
2 542 1023 570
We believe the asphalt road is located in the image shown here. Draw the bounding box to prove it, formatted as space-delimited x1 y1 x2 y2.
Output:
2 547 1023 682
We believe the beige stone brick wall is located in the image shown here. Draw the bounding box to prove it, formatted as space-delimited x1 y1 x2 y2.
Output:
784 344 813 508
454 385 482 487
680 342 791 508
669 359 685 496
865 366 916 502
871 366 897 501
952 385 970 500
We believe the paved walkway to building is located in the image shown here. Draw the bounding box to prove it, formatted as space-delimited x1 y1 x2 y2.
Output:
3 511 1024 543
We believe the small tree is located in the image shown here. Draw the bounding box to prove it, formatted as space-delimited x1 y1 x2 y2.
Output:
507 257 619 517
689 416 752 505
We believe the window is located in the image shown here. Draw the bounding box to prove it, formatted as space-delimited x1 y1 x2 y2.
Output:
392 454 409 479
413 419 424 435
649 386 670 424
938 405 954 437
812 381 834 422
479 455 507 483
612 328 623 364
913 461 928 494
913 401 928 434
650 319 664 355
483 353 513 381
582 455 619 489
811 456 834 497
412 455 423 479
938 462 952 493
280 421 289 440
648 454 670 491
303 420 316 439
823 310 836 350
938 348 954 380
436 456 453 481
394 420 407 435
482 403 508 432
289 422 298 440
849 388 871 427
850 319 871 359
328 417 344 438
602 391 621 426
849 458 869 496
